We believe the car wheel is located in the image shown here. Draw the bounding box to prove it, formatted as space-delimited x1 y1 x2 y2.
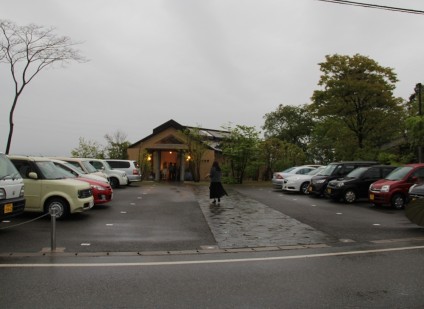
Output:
45 197 69 219
343 189 357 204
300 182 310 194
110 177 119 188
391 194 405 209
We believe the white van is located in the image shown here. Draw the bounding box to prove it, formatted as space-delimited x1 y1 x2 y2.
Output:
0 153 25 220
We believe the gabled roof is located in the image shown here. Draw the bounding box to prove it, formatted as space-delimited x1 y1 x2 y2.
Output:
129 119 230 150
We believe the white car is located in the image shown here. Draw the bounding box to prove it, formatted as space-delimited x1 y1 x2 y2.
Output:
87 158 129 188
53 157 109 181
50 159 110 184
272 165 322 188
282 166 326 194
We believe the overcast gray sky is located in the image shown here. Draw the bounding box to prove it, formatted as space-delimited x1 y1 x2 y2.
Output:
1 0 424 156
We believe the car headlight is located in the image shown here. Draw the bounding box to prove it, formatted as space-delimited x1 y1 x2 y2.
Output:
336 182 344 188
0 188 5 200
381 185 390 192
92 185 107 191
315 179 326 184
20 186 25 197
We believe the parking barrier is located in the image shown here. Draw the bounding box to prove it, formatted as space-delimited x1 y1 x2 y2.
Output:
0 211 59 252
0 212 50 230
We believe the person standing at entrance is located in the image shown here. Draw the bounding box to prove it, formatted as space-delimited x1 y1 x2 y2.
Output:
208 161 227 204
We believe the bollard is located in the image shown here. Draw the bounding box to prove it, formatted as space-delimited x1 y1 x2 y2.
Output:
50 206 59 251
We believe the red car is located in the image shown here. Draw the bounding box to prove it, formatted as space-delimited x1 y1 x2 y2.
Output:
77 176 113 205
53 160 113 205
369 163 424 209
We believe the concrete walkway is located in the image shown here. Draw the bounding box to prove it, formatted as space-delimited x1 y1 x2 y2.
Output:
192 185 332 249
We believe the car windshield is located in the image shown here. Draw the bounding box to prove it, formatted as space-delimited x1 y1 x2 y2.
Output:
319 164 338 176
103 161 113 170
345 167 368 178
53 162 80 178
36 161 72 180
63 162 86 175
55 165 78 179
0 154 21 180
308 167 324 175
281 167 296 173
385 166 413 181
82 161 98 173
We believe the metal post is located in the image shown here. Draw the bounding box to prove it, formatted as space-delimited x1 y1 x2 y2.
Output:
50 207 58 251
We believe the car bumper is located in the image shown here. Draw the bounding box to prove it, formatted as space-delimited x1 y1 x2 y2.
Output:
282 182 300 191
272 180 283 187
325 187 343 200
0 197 25 220
128 175 142 182
308 182 327 195
369 191 391 205
93 190 113 205
71 197 95 213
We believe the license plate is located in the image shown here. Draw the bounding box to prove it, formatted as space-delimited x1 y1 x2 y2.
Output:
370 193 374 200
327 188 331 194
4 203 13 214
308 186 312 192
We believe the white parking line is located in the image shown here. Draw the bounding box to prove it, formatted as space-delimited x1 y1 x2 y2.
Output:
1 245 423 268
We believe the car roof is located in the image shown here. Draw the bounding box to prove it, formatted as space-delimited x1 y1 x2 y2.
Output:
53 157 92 162
8 155 52 162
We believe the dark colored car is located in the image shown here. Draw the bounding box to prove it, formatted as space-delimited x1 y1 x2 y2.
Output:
326 165 396 203
405 183 424 226
369 163 424 209
308 161 378 197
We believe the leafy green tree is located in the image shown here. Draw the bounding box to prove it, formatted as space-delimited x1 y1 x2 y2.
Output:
71 137 104 158
259 137 306 180
220 125 261 184
181 126 209 182
262 104 314 151
104 130 130 159
310 54 404 156
0 20 86 154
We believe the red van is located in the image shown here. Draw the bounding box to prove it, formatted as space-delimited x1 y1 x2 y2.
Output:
369 163 424 209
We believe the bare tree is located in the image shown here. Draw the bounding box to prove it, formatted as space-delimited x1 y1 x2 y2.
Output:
0 20 86 154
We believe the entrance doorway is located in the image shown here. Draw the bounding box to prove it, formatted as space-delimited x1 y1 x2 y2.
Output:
160 150 179 181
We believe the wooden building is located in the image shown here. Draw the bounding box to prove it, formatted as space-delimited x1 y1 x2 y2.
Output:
127 119 229 181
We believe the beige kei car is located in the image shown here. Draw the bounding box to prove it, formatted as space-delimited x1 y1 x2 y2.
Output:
9 155 94 219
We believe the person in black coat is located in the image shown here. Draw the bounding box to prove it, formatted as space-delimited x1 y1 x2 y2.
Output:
208 161 227 204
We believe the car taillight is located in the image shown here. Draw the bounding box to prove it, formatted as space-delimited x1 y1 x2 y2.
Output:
276 175 283 179
132 169 140 175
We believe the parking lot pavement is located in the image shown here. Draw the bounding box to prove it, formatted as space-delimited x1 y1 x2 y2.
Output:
0 182 333 254
191 184 333 249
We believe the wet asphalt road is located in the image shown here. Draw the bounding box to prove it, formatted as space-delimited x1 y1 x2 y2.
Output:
2 182 424 308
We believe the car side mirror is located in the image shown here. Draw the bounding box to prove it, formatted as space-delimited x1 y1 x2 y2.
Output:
28 171 38 180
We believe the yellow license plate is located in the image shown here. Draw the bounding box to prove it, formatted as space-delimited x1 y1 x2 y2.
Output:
370 194 374 200
308 186 312 192
4 203 13 214
327 188 331 194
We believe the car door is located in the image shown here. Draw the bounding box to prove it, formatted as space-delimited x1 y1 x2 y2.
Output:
358 167 381 198
89 160 104 171
12 160 43 212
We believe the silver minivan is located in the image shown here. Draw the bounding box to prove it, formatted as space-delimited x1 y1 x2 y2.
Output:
106 159 142 183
